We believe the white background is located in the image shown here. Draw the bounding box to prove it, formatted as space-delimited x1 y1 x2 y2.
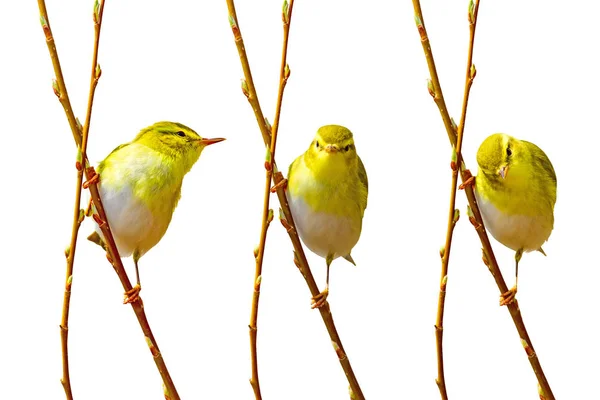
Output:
1 0 598 399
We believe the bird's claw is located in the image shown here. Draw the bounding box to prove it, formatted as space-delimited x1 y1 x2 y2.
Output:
83 167 100 189
270 177 288 193
311 287 329 309
499 286 518 306
459 169 475 190
123 284 141 304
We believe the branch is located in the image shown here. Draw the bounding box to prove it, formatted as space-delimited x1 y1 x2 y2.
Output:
248 2 294 399
226 1 365 398
37 2 180 398
434 2 479 398
412 1 555 398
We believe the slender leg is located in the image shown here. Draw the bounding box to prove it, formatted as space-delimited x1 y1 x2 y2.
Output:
124 251 142 304
500 248 523 306
311 254 333 309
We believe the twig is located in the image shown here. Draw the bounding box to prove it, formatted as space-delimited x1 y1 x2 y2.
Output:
412 1 555 398
38 1 180 398
59 2 104 397
434 2 479 398
248 2 294 399
226 2 365 398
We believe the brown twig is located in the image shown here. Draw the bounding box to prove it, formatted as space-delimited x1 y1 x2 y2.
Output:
226 1 365 398
248 2 294 399
434 2 479 398
413 1 555 398
38 1 180 398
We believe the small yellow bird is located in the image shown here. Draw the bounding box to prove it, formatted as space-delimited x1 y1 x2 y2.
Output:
474 133 556 305
87 121 225 303
286 125 368 308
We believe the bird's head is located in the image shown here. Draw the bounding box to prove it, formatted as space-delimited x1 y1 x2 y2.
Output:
305 125 358 179
135 121 225 173
477 133 524 183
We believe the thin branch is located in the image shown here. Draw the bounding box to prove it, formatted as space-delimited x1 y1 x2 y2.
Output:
434 2 479 398
226 2 365 398
38 2 180 398
59 2 105 397
248 2 294 399
412 1 555 398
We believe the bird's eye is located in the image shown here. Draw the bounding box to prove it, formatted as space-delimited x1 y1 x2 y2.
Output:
344 145 350 151
315 141 320 148
176 131 186 137
506 147 512 156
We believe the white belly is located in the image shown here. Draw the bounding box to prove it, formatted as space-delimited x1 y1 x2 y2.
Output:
475 191 552 252
95 182 168 259
287 192 361 260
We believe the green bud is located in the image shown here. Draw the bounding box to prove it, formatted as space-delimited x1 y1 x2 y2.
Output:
282 0 289 24
65 246 71 258
466 205 474 218
66 275 73 291
95 63 102 80
284 64 291 80
78 209 85 223
229 15 240 40
439 246 445 259
267 209 274 223
470 64 476 80
254 275 262 290
427 79 435 97
440 275 448 291
253 245 259 258
93 0 100 24
241 79 249 98
414 15 423 27
453 209 460 223
52 79 60 98
468 0 475 23
76 146 83 171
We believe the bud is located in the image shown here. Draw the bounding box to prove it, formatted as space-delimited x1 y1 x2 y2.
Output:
254 275 262 291
76 146 83 171
241 79 249 98
282 0 289 24
253 245 259 259
66 275 73 291
78 209 85 223
439 246 445 259
146 336 159 358
93 0 100 24
264 148 272 171
267 209 274 223
470 63 477 80
284 64 291 80
440 275 448 291
468 0 475 24
40 15 51 39
450 146 458 171
453 209 460 223
264 118 272 134
65 246 71 259
229 15 240 40
95 63 102 80
52 79 60 98
427 79 435 97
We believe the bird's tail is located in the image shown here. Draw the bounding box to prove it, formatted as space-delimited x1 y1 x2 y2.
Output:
87 231 107 252
343 254 356 266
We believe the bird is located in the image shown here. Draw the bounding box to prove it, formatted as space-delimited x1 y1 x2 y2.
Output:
286 125 368 308
86 121 225 303
474 133 556 305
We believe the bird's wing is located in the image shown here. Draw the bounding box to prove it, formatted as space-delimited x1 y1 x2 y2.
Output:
97 143 131 173
357 155 368 209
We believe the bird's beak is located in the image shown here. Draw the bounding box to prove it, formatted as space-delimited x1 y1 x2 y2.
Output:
498 165 509 179
198 137 226 146
325 144 339 153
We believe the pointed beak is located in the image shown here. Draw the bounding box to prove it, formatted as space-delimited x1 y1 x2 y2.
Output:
499 165 508 179
198 137 226 146
325 144 339 153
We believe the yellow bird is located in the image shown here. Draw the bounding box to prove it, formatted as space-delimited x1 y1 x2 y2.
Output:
88 121 224 302
475 133 556 305
286 125 368 308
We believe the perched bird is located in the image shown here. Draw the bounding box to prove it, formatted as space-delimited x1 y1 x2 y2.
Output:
87 121 225 303
286 125 368 308
474 133 556 305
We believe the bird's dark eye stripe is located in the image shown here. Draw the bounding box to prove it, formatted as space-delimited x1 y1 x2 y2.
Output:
315 141 320 147
176 131 186 137
506 147 512 156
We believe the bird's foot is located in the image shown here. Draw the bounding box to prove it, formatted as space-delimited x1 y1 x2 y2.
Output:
123 284 141 304
83 167 100 189
459 169 475 190
499 286 517 306
270 176 288 193
311 287 329 309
